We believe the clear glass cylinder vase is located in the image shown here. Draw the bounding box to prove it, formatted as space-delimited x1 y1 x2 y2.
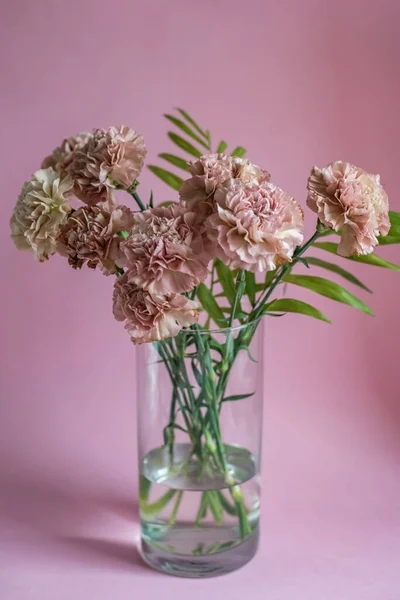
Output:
136 319 264 578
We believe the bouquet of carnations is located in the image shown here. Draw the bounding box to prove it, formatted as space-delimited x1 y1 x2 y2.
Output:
10 109 400 576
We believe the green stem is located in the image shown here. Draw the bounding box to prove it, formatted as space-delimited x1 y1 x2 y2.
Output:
206 491 224 524
140 488 177 519
156 343 193 435
251 229 323 320
229 270 245 328
195 492 209 526
168 491 184 526
130 191 146 211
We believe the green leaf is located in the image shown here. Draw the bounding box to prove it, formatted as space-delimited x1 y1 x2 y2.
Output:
389 210 400 227
378 234 400 246
245 272 256 306
158 153 190 171
164 114 209 149
283 274 374 315
306 257 372 292
352 254 400 271
196 283 227 327
265 269 276 287
147 166 183 191
230 146 247 158
148 190 154 208
140 487 177 519
236 345 258 363
176 108 209 141
216 141 228 153
377 212 400 243
215 259 235 304
191 359 203 387
297 257 310 269
168 132 202 158
314 241 400 272
264 298 331 323
216 491 237 516
208 337 224 357
222 392 255 403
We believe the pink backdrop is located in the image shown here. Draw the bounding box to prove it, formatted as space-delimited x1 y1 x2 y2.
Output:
1 1 400 598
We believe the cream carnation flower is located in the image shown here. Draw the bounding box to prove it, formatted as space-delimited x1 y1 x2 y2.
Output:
179 153 270 221
57 200 135 275
41 132 92 174
208 179 304 272
307 161 389 256
10 168 72 261
70 126 146 205
113 274 199 344
117 204 211 294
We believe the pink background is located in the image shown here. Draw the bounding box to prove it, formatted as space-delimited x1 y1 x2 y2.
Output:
1 0 400 598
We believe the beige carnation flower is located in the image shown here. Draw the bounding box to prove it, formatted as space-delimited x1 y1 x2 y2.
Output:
10 168 72 261
57 200 135 274
41 132 92 174
208 179 304 272
70 126 146 205
113 274 199 344
307 161 390 256
179 153 270 221
117 204 212 294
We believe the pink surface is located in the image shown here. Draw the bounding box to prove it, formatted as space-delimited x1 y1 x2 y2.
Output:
1 0 400 598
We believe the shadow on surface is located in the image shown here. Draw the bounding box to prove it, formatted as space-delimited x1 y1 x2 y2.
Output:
0 472 151 572
58 535 153 573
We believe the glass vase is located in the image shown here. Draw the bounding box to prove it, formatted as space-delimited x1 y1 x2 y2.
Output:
136 319 264 578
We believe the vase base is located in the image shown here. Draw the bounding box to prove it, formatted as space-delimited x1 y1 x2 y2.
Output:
139 527 259 578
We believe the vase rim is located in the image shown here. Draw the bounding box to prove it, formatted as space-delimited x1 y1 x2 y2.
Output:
181 316 263 336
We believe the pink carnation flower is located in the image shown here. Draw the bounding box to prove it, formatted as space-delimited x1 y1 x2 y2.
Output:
41 132 92 174
179 153 270 221
208 179 304 272
307 161 390 256
70 126 146 205
10 168 72 261
117 204 212 294
57 200 135 275
113 274 199 344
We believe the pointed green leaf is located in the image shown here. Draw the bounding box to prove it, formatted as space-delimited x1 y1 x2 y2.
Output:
196 283 227 327
314 241 400 272
140 487 177 519
264 298 331 323
147 165 183 191
158 153 190 172
215 259 235 304
376 212 400 244
294 257 308 269
389 210 400 227
216 141 228 153
306 257 372 292
148 190 154 208
168 132 202 158
230 146 247 158
352 253 400 271
378 234 400 245
245 272 257 306
176 108 209 141
312 241 339 254
164 114 209 149
283 274 374 315
222 392 255 403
